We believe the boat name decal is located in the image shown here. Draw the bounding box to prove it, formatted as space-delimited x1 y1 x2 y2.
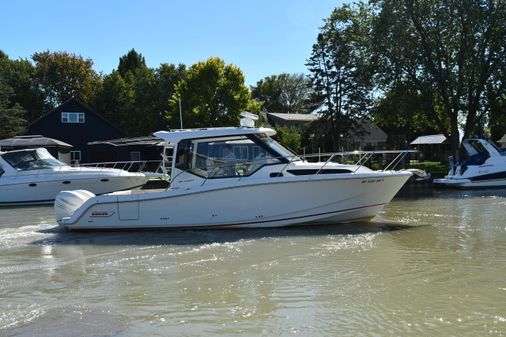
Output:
361 178 384 184
90 211 115 217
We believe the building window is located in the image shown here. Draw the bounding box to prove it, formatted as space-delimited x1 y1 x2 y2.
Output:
70 151 82 165
61 112 85 123
130 151 141 161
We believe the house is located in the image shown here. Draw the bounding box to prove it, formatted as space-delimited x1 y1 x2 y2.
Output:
265 112 388 151
27 97 161 164
265 112 319 129
27 97 126 164
410 134 450 162
341 120 388 151
497 134 506 148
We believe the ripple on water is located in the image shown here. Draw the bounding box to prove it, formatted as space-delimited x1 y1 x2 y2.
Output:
2 305 128 337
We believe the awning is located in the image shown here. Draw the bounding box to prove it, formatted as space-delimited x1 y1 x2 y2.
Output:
410 134 447 145
88 136 165 147
0 135 73 150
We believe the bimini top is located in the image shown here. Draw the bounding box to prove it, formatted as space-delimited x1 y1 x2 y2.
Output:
153 127 276 145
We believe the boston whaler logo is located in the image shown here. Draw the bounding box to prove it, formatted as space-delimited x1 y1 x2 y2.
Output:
90 211 115 217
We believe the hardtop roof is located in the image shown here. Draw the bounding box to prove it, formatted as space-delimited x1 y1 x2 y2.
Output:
153 127 276 145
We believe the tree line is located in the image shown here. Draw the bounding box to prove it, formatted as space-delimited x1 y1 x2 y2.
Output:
2 0 506 160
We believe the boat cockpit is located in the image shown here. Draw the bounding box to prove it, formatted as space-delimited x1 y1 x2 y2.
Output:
0 148 65 172
174 133 300 179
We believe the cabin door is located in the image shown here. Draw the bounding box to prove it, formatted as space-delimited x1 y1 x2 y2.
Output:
117 195 139 220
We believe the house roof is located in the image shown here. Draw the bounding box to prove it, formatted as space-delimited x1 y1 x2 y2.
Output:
29 97 126 137
497 134 506 144
267 112 319 122
350 121 388 142
0 135 72 149
410 134 447 145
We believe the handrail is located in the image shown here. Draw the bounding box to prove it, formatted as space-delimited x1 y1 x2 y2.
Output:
79 160 163 174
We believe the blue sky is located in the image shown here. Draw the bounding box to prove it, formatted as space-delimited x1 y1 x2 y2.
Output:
0 0 343 86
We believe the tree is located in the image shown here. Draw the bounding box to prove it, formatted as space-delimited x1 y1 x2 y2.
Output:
94 50 187 136
274 126 302 153
0 50 45 122
371 0 506 158
153 63 187 130
306 3 373 152
251 73 311 113
166 57 261 129
371 82 441 142
32 51 101 108
0 78 27 138
118 49 146 77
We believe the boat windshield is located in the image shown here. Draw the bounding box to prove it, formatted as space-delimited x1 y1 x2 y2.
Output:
174 134 287 179
1 149 65 171
256 135 300 162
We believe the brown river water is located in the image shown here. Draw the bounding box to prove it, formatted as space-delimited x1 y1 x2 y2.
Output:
0 186 505 336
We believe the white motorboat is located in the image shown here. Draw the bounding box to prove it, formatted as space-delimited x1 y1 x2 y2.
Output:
0 148 149 205
433 138 506 188
54 118 412 230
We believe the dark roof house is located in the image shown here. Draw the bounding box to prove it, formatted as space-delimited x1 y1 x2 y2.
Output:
27 97 127 163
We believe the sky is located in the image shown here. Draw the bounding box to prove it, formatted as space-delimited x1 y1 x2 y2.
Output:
0 0 344 86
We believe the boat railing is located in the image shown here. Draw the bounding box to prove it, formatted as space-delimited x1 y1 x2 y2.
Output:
79 160 164 174
301 150 418 172
6 160 166 180
172 149 417 186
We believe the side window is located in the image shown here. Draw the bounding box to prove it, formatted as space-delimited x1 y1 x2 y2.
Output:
175 136 283 179
175 139 192 171
0 165 4 177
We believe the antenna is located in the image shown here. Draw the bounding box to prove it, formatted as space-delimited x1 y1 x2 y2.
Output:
239 111 259 128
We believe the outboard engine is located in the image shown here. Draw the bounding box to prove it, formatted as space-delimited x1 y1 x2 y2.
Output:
54 190 95 224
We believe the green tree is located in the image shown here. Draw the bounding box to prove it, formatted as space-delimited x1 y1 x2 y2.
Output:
371 82 441 142
118 49 146 77
371 0 506 158
95 50 186 136
166 57 260 129
153 63 187 130
251 73 311 113
274 126 302 153
306 3 373 152
32 51 101 108
0 50 45 122
0 78 27 138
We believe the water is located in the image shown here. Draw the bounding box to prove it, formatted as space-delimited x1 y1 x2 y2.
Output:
1 187 506 336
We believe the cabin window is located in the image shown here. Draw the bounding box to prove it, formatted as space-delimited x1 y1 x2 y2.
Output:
61 112 85 123
70 151 81 165
0 165 4 177
1 149 64 171
175 135 284 179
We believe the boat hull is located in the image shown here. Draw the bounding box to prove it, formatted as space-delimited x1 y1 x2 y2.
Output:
0 174 148 206
58 173 411 230
433 177 506 188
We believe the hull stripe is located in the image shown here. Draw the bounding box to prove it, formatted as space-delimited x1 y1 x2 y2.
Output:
69 202 388 230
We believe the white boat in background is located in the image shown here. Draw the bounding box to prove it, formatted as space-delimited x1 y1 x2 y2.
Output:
0 148 149 205
55 115 412 230
434 138 506 188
